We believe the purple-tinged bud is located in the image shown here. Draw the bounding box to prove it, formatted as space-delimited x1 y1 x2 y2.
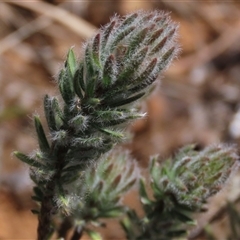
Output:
150 36 168 55
92 33 101 64
102 54 117 87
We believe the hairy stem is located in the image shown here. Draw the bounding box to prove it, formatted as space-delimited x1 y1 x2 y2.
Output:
57 217 74 239
37 184 55 240
70 225 84 240
37 144 69 240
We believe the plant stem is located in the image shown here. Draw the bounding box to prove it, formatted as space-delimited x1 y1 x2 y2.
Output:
37 183 55 240
70 225 84 240
57 216 74 239
37 144 68 240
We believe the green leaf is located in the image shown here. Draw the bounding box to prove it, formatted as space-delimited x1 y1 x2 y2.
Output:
44 95 58 131
149 156 158 178
137 57 158 83
173 208 195 224
14 151 46 169
85 98 100 107
128 59 158 93
107 92 145 108
150 180 161 196
119 12 138 30
58 69 75 104
66 48 77 77
101 207 124 218
109 26 135 51
102 54 116 88
109 174 122 190
62 164 85 173
127 27 148 55
92 33 101 65
120 214 136 240
29 172 48 186
139 178 152 205
73 68 84 99
86 229 102 240
34 116 50 153
94 118 127 128
147 28 164 45
118 47 148 81
84 45 95 85
78 63 86 91
60 171 82 184
117 178 136 195
101 20 116 48
158 47 176 70
98 128 124 139
149 36 168 55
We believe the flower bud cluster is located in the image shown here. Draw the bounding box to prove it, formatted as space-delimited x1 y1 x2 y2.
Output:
15 10 179 189
151 144 238 210
129 144 239 239
69 151 139 222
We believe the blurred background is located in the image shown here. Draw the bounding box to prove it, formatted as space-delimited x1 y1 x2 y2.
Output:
1 1 240 239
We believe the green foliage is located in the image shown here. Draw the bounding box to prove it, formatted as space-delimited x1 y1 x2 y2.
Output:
13 9 239 240
121 144 239 240
149 144 238 210
58 151 139 239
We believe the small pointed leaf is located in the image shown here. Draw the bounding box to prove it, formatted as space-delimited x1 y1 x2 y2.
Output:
14 151 46 169
86 229 102 240
34 116 50 153
139 178 152 205
66 48 77 77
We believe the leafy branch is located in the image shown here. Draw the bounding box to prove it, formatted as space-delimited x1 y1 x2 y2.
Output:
13 10 239 240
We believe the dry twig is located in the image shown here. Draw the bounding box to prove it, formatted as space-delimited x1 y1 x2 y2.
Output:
0 15 51 55
8 0 96 39
173 20 240 75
